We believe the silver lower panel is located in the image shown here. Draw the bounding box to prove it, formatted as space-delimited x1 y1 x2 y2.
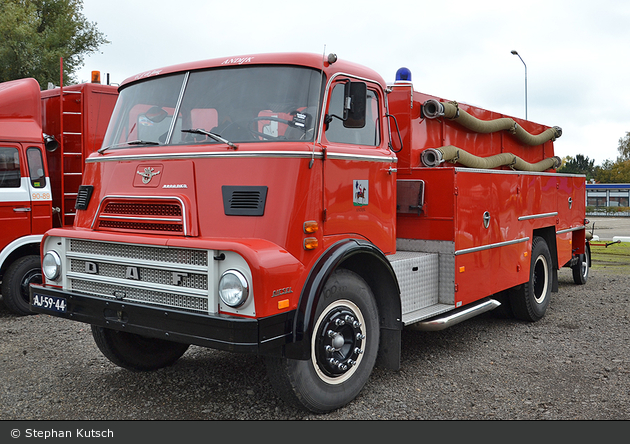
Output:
390 239 457 325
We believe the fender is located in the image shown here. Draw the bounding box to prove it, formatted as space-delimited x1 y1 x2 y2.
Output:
0 235 43 270
284 238 402 367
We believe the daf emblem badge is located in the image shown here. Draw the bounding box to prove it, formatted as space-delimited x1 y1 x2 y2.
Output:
137 167 161 184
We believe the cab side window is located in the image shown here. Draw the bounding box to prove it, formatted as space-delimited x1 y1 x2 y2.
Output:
0 147 21 188
26 147 46 188
325 84 380 146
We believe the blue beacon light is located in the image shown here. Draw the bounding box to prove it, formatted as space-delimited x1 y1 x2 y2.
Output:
395 67 412 82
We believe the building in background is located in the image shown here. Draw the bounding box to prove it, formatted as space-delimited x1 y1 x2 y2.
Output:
586 183 630 209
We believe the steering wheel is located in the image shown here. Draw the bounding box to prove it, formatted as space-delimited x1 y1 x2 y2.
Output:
247 115 295 140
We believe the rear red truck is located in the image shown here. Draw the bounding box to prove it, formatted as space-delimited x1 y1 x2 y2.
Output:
0 76 117 315
29 53 589 412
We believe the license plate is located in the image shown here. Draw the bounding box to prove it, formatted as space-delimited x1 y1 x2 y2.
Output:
32 294 67 313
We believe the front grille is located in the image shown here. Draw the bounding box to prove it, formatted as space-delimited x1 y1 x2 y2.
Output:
98 220 184 232
67 239 211 314
70 259 208 289
72 280 208 313
103 202 182 217
94 198 186 235
69 239 207 266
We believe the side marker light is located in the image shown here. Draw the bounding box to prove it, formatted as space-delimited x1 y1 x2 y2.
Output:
278 299 290 310
303 221 319 234
304 237 319 250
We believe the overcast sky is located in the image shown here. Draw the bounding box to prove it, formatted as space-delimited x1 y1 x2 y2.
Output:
76 0 630 166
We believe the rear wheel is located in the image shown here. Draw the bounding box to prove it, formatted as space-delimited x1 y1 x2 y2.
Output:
1 255 41 316
265 269 379 413
572 246 590 285
509 236 552 322
91 326 190 371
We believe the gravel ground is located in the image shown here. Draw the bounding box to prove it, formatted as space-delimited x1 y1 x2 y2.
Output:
1 267 629 421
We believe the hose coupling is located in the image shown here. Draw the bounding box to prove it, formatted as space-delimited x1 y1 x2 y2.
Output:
422 99 445 119
421 148 445 167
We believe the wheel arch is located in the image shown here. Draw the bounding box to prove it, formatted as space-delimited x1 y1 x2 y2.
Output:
0 236 42 279
532 226 559 293
285 239 402 369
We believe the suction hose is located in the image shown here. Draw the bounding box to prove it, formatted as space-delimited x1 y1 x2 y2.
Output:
422 99 562 146
421 145 562 172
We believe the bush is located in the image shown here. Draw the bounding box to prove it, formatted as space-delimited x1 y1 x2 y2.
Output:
586 206 630 216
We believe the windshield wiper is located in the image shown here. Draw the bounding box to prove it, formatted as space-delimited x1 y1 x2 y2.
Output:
182 128 238 150
98 139 159 154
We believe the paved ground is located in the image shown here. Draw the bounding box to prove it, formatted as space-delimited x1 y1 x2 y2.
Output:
587 216 630 240
1 266 628 422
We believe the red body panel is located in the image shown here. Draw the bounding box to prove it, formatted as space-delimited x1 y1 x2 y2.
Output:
389 83 556 173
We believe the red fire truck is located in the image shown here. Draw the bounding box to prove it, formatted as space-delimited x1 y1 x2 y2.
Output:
0 76 117 315
29 53 590 413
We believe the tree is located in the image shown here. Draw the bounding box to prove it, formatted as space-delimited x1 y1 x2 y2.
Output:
593 132 630 183
594 159 630 183
0 0 108 87
557 154 595 180
617 131 630 161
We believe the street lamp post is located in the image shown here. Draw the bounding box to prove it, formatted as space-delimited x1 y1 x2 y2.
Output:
511 50 528 120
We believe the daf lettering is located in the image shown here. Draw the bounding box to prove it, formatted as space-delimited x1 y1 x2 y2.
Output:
172 272 188 286
125 267 140 280
85 262 98 274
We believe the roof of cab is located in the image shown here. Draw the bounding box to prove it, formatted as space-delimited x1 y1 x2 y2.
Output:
119 52 386 89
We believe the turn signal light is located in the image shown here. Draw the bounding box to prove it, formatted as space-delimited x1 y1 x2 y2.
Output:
303 221 319 234
304 237 319 250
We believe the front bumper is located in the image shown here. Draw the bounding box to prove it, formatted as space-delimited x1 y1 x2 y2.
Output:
30 284 294 355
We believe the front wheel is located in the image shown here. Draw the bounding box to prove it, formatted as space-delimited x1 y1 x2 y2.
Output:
91 326 190 371
1 255 41 316
509 236 552 322
265 269 379 413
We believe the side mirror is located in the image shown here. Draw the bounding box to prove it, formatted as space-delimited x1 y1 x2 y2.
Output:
43 133 59 152
343 82 367 129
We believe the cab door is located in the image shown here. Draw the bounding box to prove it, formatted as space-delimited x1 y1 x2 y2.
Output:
0 145 32 251
25 146 53 234
320 79 396 254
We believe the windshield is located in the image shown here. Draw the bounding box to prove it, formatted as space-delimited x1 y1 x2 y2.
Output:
102 66 323 150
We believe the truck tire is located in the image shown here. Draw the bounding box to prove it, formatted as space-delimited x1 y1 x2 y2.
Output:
265 269 379 413
509 236 552 322
91 326 190 372
1 255 41 316
571 247 590 285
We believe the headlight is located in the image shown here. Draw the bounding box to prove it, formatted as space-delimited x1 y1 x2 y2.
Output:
42 251 61 281
218 270 249 308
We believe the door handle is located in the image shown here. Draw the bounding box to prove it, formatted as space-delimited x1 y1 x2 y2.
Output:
13 207 32 212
